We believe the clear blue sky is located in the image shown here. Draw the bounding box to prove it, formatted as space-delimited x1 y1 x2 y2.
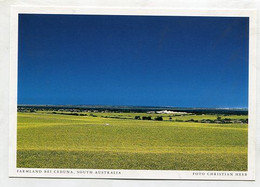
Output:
18 14 249 108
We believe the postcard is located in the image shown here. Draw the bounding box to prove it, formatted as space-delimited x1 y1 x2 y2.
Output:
9 6 257 180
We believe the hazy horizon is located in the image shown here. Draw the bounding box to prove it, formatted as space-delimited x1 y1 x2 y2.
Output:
17 103 248 110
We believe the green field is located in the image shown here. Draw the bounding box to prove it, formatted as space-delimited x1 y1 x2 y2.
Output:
17 111 248 171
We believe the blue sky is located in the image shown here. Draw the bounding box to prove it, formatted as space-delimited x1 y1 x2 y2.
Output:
18 14 249 108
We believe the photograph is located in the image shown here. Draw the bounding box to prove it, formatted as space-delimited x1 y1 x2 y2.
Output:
8 7 256 180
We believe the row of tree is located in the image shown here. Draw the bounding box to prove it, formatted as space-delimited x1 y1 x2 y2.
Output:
135 116 163 121
134 116 247 124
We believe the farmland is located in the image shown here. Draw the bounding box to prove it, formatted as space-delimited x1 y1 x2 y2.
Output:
17 106 248 171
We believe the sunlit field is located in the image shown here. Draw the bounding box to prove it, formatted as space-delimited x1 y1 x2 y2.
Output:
17 110 248 171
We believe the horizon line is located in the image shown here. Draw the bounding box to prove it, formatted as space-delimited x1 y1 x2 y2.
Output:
17 104 248 110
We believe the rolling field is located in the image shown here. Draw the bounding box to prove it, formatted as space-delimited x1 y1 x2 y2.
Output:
17 112 248 171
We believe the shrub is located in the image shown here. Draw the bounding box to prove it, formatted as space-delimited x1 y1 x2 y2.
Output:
154 116 163 121
142 116 152 120
135 116 141 120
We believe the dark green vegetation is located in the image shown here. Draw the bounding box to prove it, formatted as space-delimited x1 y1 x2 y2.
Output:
17 106 248 171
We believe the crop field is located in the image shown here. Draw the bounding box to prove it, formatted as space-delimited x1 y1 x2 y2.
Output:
17 111 248 171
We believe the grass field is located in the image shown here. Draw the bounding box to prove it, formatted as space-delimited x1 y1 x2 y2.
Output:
17 111 248 171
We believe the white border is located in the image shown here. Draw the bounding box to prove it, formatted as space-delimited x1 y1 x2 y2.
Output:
9 6 257 180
